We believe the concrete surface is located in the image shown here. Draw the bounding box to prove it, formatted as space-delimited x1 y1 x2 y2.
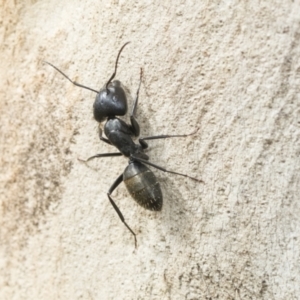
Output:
1 0 300 299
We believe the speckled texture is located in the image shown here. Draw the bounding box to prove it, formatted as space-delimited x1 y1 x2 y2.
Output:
1 1 300 299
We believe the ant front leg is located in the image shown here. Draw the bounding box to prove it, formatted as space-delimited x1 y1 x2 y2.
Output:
107 174 137 248
129 68 143 137
97 126 112 146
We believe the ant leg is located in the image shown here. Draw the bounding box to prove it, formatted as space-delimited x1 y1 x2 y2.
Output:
78 152 122 162
139 128 199 149
108 174 137 248
129 68 143 137
43 61 99 94
98 126 112 146
131 155 204 183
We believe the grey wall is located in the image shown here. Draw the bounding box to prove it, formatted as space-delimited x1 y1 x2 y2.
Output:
1 1 300 299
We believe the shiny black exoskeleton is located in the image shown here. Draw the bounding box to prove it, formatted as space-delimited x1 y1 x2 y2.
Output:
45 43 202 247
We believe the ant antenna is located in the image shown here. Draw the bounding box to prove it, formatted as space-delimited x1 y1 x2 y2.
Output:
105 42 131 92
43 61 99 94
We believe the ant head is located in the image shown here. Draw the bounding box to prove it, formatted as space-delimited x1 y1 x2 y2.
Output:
93 80 128 122
44 42 131 123
93 42 130 123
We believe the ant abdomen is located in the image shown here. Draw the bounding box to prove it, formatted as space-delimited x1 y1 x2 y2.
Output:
123 162 163 211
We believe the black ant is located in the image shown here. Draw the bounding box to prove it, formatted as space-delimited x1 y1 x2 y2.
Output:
44 42 202 247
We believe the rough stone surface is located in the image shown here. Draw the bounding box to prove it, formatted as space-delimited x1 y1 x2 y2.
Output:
1 1 300 299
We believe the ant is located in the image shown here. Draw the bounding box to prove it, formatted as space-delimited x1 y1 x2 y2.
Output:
44 42 203 247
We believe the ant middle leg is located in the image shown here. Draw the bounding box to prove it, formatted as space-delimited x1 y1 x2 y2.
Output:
78 128 122 162
130 155 204 183
139 128 199 149
78 152 122 162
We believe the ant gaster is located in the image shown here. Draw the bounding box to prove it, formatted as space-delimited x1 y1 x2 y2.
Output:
44 42 203 247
